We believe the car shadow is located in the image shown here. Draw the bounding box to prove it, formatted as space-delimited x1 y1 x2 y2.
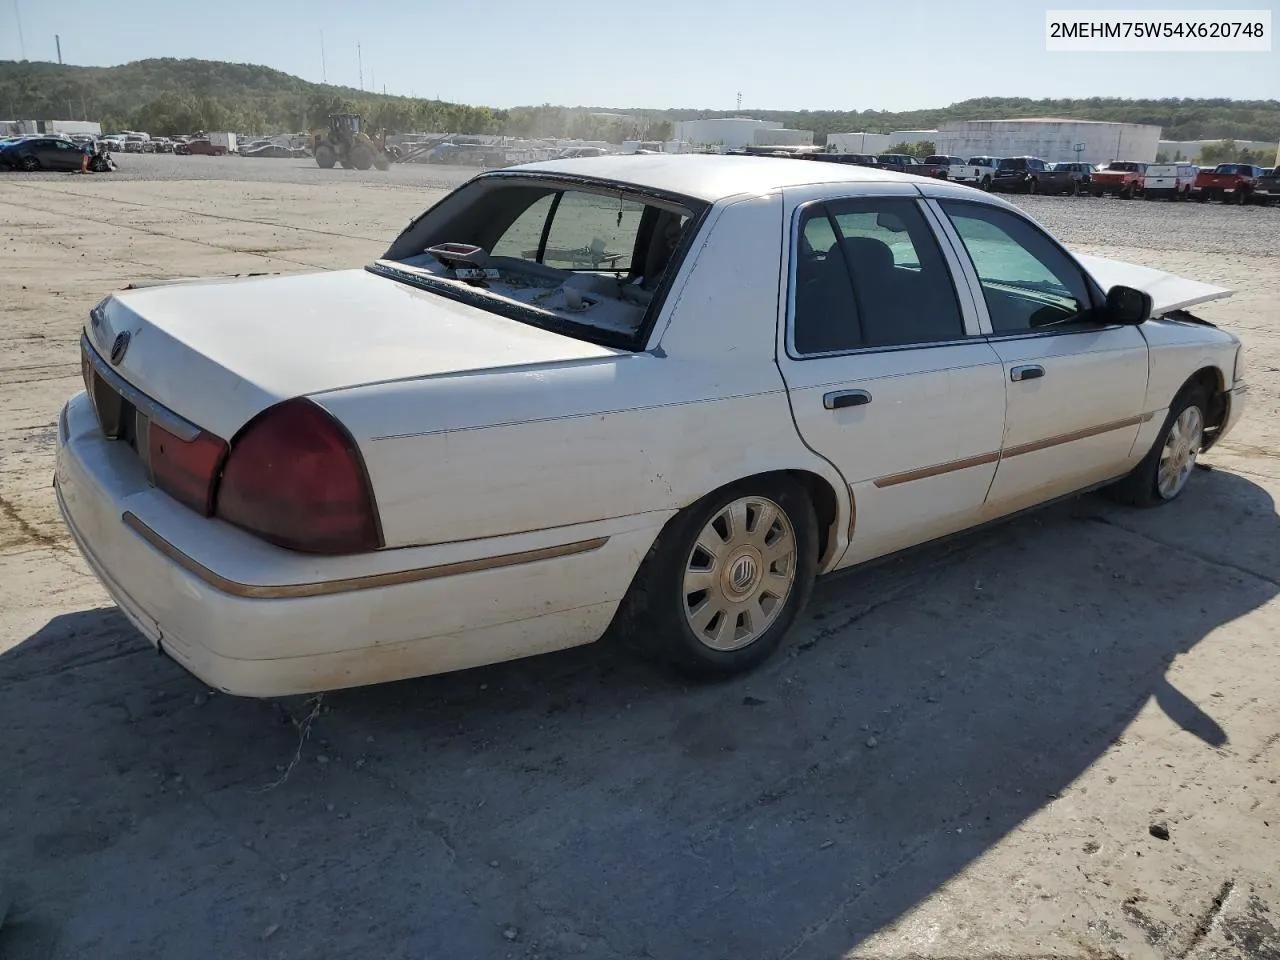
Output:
1 468 1276 960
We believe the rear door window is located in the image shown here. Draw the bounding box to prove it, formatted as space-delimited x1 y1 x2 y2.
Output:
792 198 965 355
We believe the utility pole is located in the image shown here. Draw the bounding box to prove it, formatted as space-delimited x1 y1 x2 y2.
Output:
320 31 327 83
357 42 363 91
14 0 26 60
55 33 62 64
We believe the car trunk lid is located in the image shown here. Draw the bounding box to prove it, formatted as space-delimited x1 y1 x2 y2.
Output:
85 268 621 440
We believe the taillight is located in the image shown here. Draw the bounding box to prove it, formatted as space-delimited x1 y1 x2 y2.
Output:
215 398 381 555
149 424 228 515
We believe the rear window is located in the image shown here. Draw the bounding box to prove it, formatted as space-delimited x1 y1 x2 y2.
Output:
997 158 1027 171
377 176 707 350
1213 164 1247 175
1106 162 1142 172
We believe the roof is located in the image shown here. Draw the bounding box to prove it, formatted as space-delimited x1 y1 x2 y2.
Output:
503 154 918 203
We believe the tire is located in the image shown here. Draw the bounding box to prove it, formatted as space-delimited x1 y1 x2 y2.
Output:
20 155 39 171
1070 180 1080 197
981 176 991 191
350 144 375 171
1236 190 1248 205
373 151 391 171
1120 186 1132 200
1105 386 1209 508
1026 178 1038 195
612 476 819 680
315 144 337 169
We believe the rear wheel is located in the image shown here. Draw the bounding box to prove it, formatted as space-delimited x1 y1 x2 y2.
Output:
19 155 39 171
315 144 337 169
1105 387 1208 508
980 175 992 191
1027 178 1038 195
613 477 819 680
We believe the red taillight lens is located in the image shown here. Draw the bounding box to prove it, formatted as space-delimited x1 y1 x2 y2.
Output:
149 424 228 515
215 398 381 555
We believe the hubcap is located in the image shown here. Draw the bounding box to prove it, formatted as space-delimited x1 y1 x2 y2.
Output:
1157 405 1204 500
683 496 797 652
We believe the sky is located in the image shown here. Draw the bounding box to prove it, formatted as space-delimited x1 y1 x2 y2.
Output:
2 0 1277 111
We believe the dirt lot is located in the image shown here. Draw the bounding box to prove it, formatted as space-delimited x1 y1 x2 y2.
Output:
1 156 1278 960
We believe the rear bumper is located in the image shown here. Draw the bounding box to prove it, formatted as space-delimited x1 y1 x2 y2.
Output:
55 391 662 696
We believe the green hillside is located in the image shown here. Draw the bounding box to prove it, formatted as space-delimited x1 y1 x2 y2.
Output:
1 58 1277 144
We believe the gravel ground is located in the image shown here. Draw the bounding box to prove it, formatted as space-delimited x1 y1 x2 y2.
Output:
0 164 1278 960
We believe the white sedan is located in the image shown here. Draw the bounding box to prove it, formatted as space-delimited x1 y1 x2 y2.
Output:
56 155 1247 697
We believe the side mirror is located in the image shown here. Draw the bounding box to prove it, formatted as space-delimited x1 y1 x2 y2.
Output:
1105 285 1152 325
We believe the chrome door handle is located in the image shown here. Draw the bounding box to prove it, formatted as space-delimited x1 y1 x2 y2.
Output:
823 389 872 410
1010 364 1045 382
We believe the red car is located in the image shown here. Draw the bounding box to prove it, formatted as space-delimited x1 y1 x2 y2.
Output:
177 138 227 157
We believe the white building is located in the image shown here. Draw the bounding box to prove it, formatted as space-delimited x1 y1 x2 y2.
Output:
826 132 892 153
934 118 1162 165
673 117 812 150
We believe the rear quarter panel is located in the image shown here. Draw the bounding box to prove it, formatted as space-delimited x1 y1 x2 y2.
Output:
317 192 852 563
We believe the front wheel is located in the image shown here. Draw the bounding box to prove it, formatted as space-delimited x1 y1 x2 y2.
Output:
613 477 819 680
980 175 992 191
1105 388 1208 507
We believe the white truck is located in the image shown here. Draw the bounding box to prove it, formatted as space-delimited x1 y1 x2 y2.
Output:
948 156 999 190
209 131 238 155
1142 162 1198 200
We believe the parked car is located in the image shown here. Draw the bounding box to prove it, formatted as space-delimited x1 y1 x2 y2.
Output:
1141 163 1197 200
0 135 110 172
1254 168 1280 206
808 153 881 167
56 155 1246 697
948 156 999 190
178 138 228 157
1194 163 1265 204
924 155 965 179
1091 161 1147 199
875 154 948 178
990 156 1061 194
1051 162 1096 194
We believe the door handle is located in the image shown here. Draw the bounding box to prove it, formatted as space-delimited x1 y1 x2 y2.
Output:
1010 364 1045 382
823 389 872 410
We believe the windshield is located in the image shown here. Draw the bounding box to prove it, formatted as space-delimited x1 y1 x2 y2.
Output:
375 176 706 350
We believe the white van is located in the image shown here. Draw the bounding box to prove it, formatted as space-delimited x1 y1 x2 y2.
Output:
1143 163 1198 200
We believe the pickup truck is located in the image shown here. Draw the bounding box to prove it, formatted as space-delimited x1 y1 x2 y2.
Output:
923 155 965 179
1254 168 1280 206
875 154 948 178
948 156 999 189
1051 162 1095 195
1091 161 1146 198
1194 163 1264 204
990 156 1075 194
1142 162 1198 200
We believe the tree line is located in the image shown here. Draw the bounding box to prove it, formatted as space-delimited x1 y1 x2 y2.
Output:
1 59 1276 144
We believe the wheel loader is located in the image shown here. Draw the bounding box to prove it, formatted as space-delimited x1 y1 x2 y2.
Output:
312 114 392 171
